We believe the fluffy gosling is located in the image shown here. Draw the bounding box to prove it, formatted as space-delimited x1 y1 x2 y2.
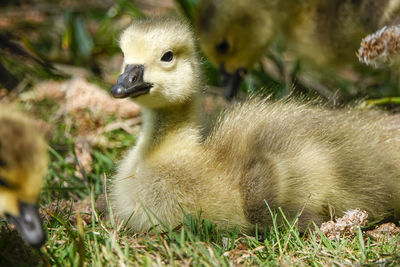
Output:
110 17 400 234
196 0 400 98
0 106 48 248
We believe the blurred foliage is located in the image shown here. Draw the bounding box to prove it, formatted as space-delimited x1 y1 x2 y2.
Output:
175 0 198 24
0 0 144 90
58 0 144 64
62 11 94 60
0 31 62 89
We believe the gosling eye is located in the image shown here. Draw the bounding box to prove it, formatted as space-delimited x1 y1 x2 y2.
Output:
161 51 174 62
216 39 230 55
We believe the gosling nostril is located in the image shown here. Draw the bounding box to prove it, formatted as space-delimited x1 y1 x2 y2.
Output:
130 75 137 83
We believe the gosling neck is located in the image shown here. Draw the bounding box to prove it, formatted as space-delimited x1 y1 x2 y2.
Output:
137 97 200 153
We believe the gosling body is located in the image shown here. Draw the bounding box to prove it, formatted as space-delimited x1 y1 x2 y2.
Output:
110 17 400 234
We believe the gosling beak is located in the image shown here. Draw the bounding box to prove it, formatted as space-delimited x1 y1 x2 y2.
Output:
111 64 153 98
220 64 247 99
6 202 46 248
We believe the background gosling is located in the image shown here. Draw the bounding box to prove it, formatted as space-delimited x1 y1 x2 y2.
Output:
0 106 48 248
110 16 400 234
196 0 400 99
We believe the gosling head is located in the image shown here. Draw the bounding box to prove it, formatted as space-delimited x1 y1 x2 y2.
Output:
0 111 48 248
196 0 275 99
111 17 202 108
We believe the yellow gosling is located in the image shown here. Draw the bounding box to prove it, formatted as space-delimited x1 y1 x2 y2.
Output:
110 16 400 234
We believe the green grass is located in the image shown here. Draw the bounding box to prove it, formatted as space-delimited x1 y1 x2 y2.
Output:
0 99 399 266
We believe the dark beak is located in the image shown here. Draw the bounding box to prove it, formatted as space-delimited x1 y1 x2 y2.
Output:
6 202 46 248
220 64 247 100
111 64 153 98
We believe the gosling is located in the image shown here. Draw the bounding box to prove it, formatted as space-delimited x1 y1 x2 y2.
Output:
0 106 48 248
110 17 400 234
196 0 400 98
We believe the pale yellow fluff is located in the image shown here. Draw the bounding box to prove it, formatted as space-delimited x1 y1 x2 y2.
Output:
110 16 400 234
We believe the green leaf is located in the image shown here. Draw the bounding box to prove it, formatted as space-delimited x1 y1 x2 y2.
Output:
74 17 94 58
62 10 73 51
175 0 199 23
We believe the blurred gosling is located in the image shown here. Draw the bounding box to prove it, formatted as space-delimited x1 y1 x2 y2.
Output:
196 0 400 98
0 106 48 248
